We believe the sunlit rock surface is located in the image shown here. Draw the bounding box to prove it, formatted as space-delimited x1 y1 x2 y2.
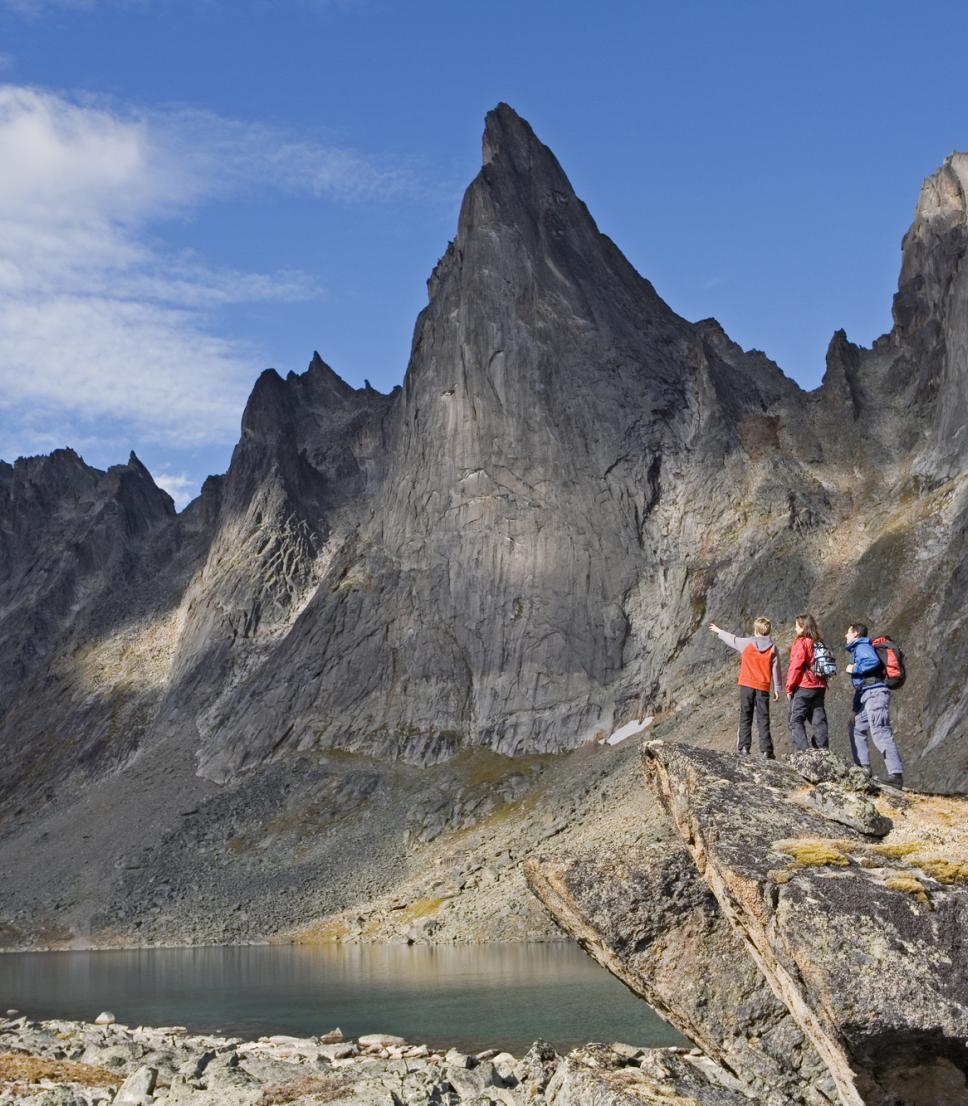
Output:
528 744 968 1106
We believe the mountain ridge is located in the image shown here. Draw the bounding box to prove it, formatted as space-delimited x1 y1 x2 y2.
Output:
0 105 965 950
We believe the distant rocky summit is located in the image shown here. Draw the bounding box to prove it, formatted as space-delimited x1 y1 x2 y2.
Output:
528 742 968 1106
0 107 965 949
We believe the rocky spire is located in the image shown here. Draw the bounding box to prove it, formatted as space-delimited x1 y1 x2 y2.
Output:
896 153 968 478
894 152 968 340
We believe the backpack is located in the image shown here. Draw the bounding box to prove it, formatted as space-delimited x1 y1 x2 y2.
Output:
810 639 838 679
872 636 906 689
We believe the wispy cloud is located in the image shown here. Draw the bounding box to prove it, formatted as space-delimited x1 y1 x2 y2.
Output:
1 0 366 16
0 84 414 485
159 106 414 203
153 469 195 510
0 54 13 71
0 0 107 15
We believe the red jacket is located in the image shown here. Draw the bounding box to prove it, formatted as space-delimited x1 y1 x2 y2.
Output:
786 637 826 694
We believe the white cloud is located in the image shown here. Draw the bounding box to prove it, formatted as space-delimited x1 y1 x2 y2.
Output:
152 469 195 510
159 107 414 203
0 84 411 469
0 0 99 15
0 296 252 445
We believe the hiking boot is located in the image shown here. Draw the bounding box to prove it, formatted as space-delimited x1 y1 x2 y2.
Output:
737 747 750 757
888 773 904 790
764 752 776 760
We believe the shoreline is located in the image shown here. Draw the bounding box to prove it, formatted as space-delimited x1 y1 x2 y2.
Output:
0 936 573 956
0 1013 725 1105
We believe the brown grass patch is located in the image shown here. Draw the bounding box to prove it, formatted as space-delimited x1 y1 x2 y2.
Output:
773 839 849 868
450 747 553 788
396 897 445 922
914 858 968 885
870 842 921 859
286 918 351 945
260 1073 352 1104
0 1054 122 1088
885 875 930 906
864 840 968 886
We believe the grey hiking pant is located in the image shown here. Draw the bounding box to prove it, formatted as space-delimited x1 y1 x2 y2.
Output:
850 686 903 775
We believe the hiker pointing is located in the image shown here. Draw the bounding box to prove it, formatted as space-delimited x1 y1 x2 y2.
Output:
709 617 782 759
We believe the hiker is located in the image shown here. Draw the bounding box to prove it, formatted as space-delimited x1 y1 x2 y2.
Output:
709 617 782 758
845 622 904 788
785 613 834 751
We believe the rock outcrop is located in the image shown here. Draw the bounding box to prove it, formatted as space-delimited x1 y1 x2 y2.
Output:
527 743 968 1106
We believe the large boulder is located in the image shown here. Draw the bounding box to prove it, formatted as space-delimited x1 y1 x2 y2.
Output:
644 743 968 1105
528 743 968 1106
525 842 835 1105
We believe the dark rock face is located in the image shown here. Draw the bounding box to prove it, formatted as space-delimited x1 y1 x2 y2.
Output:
0 449 186 807
0 106 966 940
893 153 968 479
0 449 175 698
528 743 968 1106
185 109 968 784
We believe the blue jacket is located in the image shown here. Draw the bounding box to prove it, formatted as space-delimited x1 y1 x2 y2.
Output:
846 637 883 689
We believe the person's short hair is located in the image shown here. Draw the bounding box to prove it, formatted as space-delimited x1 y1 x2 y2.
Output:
753 617 772 636
848 622 869 638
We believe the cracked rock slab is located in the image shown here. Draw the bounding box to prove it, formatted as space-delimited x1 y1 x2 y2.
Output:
644 742 968 1106
525 841 834 1105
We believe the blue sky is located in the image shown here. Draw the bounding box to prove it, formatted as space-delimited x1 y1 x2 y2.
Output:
1 0 966 506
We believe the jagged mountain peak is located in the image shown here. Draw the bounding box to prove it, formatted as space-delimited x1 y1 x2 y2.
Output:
111 451 152 477
418 105 686 406
2 109 968 830
481 102 558 173
896 151 968 321
296 350 357 400
465 103 601 250
912 151 968 228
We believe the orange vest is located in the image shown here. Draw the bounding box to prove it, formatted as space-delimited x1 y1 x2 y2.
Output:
739 643 774 691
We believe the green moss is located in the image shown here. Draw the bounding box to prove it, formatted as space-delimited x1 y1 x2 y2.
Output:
885 875 930 906
398 897 446 921
774 839 849 868
870 842 920 859
449 747 554 788
289 918 351 945
916 858 968 885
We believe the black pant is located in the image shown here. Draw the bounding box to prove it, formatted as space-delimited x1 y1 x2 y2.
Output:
789 688 828 751
738 686 773 755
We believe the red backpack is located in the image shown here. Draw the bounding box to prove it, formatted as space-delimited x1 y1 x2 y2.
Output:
871 636 906 689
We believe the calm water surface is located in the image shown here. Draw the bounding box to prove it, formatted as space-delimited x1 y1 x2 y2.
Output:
0 943 683 1054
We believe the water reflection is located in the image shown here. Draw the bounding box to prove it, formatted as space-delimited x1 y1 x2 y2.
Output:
0 943 684 1053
